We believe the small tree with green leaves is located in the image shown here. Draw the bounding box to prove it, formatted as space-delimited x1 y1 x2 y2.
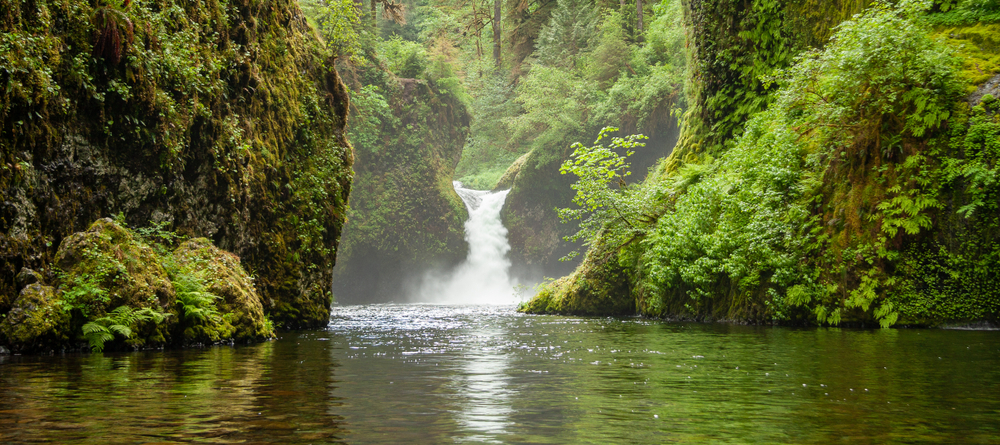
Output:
557 127 652 260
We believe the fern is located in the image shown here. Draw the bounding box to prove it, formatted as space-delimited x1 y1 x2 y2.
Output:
172 272 222 324
82 305 168 352
82 323 115 352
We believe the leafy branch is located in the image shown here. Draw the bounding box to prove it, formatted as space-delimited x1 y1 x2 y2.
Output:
557 127 653 260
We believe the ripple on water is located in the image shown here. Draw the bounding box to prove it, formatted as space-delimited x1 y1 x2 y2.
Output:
1 304 999 443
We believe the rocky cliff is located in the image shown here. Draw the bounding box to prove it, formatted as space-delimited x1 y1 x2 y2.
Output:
331 63 470 303
1 0 353 341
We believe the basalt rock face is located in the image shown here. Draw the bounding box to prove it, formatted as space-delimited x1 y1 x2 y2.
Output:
0 0 353 328
331 74 471 304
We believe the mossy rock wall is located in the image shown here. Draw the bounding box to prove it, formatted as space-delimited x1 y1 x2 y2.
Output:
523 2 1000 328
331 76 471 303
522 0 873 317
0 0 352 327
663 0 866 171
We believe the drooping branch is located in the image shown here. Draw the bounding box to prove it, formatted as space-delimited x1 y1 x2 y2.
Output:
369 0 406 30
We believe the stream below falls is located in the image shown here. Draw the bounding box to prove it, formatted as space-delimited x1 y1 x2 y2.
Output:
2 304 999 443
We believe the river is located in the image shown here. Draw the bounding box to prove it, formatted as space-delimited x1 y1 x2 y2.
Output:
1 304 998 443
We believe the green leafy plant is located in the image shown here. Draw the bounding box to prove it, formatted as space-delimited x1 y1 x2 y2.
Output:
92 0 135 65
58 272 108 317
172 272 223 324
557 127 652 260
82 305 168 352
303 0 365 57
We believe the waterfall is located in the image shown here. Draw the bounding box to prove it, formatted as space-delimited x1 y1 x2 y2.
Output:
415 182 517 304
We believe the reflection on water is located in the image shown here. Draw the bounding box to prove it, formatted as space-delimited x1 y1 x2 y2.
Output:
2 304 1000 443
452 327 513 442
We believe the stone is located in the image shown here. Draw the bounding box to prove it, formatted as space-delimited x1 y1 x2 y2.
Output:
0 284 70 351
16 268 42 289
171 238 274 342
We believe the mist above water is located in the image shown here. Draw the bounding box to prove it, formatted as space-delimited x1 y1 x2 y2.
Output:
414 182 518 304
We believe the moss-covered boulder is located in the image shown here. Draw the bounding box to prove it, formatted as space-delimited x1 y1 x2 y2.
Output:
0 218 280 352
492 152 529 191
56 218 175 312
519 237 635 316
500 148 579 280
53 218 177 348
0 283 70 351
171 238 273 342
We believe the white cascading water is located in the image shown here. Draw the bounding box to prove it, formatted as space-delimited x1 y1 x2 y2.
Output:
415 182 517 304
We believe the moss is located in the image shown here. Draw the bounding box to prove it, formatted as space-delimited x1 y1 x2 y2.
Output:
56 218 175 312
0 283 70 350
0 218 282 351
530 4 1000 327
52 218 177 348
661 0 866 174
935 23 1000 90
492 152 529 191
171 238 273 341
0 0 352 328
520 235 636 315
501 146 579 276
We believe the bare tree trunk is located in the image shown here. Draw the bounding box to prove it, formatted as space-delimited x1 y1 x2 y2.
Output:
492 0 502 67
636 0 643 37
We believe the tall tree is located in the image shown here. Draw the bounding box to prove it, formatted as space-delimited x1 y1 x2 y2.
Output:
636 0 643 36
493 0 502 66
535 0 598 68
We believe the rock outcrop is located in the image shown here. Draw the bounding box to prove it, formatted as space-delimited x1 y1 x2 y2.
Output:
0 0 352 330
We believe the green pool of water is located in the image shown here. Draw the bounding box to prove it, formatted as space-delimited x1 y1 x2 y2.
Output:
1 304 998 443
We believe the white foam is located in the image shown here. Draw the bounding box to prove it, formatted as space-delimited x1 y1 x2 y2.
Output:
414 182 517 304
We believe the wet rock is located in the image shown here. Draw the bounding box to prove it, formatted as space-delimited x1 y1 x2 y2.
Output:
56 218 175 312
53 218 177 347
492 152 528 192
970 74 1000 106
16 268 42 289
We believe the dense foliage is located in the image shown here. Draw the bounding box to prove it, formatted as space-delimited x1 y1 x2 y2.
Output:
527 0 1000 327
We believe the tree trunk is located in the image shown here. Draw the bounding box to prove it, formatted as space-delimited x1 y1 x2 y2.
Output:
371 0 377 31
492 0 502 67
636 0 643 37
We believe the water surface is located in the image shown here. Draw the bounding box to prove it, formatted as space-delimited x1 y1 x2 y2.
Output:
2 304 998 443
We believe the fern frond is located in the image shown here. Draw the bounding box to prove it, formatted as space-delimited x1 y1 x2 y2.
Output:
109 324 132 338
82 322 110 335
86 331 114 352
